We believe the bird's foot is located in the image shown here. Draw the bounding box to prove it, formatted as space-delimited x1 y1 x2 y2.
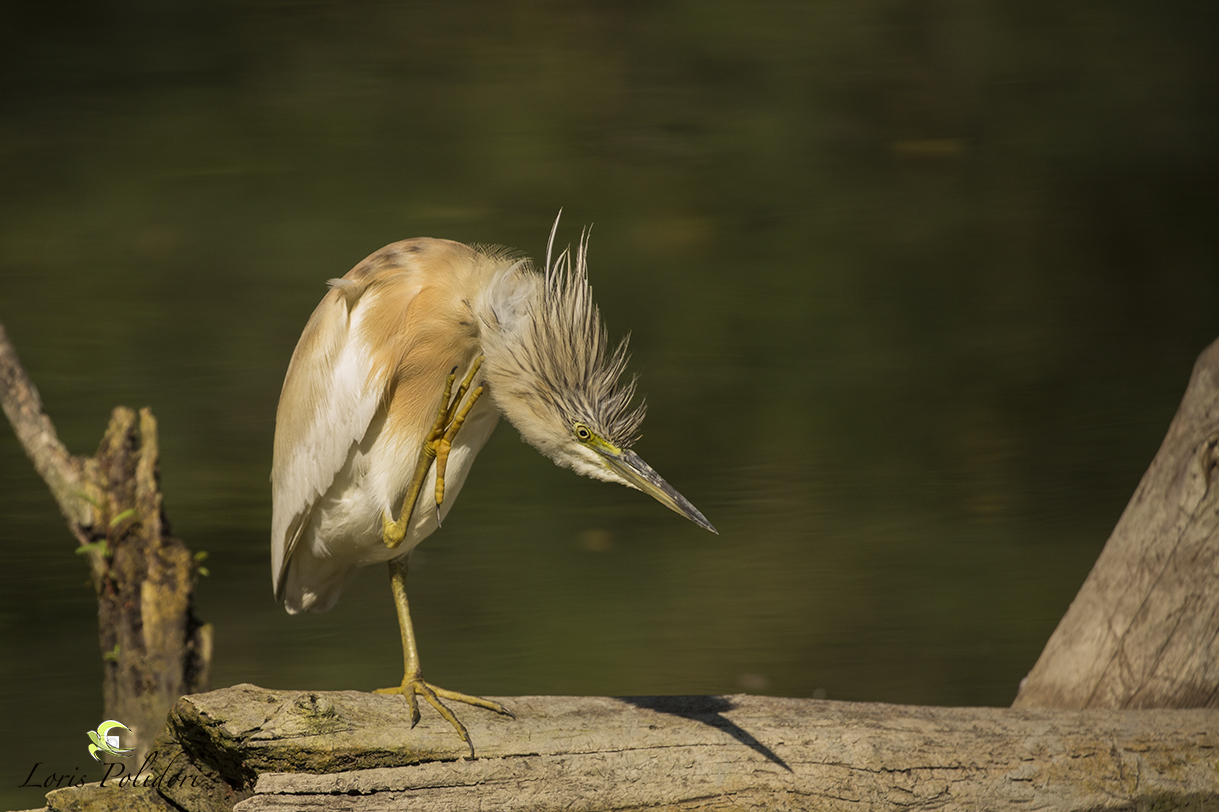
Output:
431 356 485 519
382 514 407 548
381 356 486 548
375 673 513 757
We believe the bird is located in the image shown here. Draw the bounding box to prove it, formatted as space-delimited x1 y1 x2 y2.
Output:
271 221 716 756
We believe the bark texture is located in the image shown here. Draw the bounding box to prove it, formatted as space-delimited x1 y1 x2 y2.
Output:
44 685 1219 812
1013 337 1219 710
0 319 212 764
93 407 214 763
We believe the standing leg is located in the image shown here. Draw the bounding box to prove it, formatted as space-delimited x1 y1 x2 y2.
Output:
374 555 512 757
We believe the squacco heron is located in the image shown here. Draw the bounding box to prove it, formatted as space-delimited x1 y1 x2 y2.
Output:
271 225 715 755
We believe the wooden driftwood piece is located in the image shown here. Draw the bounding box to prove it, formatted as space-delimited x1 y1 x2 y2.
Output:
1014 336 1219 710
0 319 212 764
40 684 1219 812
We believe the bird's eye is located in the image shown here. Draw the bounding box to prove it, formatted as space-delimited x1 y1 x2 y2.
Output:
573 423 593 442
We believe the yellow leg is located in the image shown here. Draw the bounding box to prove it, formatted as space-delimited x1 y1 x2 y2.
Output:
432 375 485 525
374 556 513 757
382 357 485 548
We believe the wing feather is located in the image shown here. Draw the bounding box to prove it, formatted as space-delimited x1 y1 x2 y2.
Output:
270 275 417 599
271 238 519 608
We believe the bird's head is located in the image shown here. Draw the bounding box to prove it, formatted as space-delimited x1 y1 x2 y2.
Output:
477 231 716 534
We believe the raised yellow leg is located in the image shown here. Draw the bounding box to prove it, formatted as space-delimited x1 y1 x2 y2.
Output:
382 356 485 548
432 359 485 525
374 556 513 757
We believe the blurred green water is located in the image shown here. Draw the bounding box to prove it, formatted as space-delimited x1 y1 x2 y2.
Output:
2 0 1218 807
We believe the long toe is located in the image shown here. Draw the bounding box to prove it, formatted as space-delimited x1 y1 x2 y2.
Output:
429 685 514 718
379 677 512 757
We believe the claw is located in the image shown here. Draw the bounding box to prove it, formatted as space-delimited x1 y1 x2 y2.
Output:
433 384 484 513
381 356 486 549
375 674 510 758
433 357 485 514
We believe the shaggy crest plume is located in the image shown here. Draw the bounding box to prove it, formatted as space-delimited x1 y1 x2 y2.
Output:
511 221 646 448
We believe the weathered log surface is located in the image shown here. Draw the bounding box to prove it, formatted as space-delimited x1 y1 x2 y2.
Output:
42 683 1219 812
1014 336 1219 710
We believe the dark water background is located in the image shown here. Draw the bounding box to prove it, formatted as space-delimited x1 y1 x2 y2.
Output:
2 2 1217 806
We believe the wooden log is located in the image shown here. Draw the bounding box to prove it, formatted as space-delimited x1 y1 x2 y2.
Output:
42 684 1218 812
1013 336 1219 710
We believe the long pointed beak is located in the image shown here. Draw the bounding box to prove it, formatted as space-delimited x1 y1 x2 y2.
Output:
600 448 717 534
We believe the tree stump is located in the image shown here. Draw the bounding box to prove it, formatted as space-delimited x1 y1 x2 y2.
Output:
1014 337 1219 710
0 320 212 764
